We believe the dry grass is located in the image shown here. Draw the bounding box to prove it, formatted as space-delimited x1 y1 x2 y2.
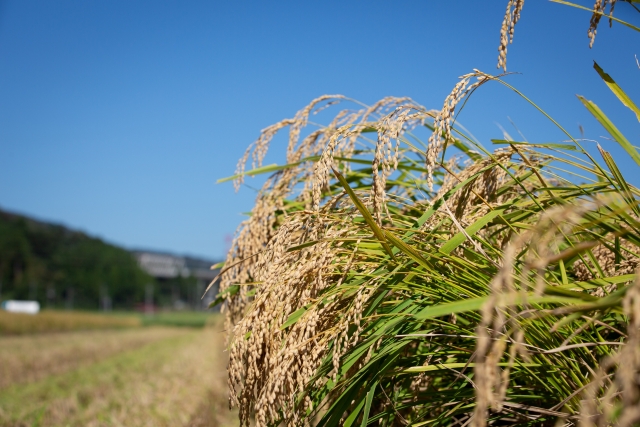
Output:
0 327 185 389
0 320 235 427
0 310 140 335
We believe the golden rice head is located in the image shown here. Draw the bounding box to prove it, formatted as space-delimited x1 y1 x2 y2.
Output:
221 95 440 426
608 0 618 27
221 96 428 336
226 203 378 427
371 106 426 225
573 242 639 285
222 97 376 329
286 95 346 163
233 95 346 192
234 119 294 191
426 70 492 191
312 129 350 211
441 148 514 218
312 98 428 212
588 0 617 48
497 0 525 72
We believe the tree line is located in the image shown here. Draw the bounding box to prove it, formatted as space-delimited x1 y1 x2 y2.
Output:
0 209 151 309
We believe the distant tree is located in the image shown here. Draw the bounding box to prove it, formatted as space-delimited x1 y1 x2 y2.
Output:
0 210 152 309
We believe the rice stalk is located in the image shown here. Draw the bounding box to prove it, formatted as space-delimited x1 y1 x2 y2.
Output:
215 2 640 426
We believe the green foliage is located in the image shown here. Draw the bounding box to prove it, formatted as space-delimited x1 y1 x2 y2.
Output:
140 311 215 328
304 113 638 426
0 211 152 308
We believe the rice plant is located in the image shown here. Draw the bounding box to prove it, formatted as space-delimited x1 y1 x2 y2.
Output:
215 1 640 426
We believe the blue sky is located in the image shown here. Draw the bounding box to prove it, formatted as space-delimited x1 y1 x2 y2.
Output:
0 1 638 260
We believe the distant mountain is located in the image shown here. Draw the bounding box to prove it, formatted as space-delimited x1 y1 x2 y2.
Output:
0 209 218 310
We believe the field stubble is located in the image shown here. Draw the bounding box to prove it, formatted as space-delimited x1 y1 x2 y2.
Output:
0 327 184 389
0 310 141 335
0 317 235 427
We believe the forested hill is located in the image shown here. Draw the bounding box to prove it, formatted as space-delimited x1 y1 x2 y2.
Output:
0 209 152 309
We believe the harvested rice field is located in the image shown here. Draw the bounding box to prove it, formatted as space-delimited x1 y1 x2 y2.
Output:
0 310 141 335
0 319 235 427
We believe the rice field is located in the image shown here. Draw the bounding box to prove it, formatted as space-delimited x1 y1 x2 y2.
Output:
0 310 141 335
0 316 235 427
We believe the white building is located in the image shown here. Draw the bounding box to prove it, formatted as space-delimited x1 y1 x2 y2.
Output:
133 251 220 311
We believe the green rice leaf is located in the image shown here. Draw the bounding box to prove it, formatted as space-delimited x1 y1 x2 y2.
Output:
593 62 640 122
402 362 542 374
414 293 593 321
577 95 640 166
280 306 308 330
361 381 377 427
208 284 239 308
217 155 372 183
491 139 578 151
316 374 370 427
217 163 282 183
569 274 637 291
332 167 396 260
597 145 640 216
440 208 506 254
343 397 365 427
383 230 430 269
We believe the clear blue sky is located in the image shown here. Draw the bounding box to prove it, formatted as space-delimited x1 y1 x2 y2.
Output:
0 1 638 260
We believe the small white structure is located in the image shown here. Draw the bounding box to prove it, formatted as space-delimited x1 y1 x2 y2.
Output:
1 300 40 315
